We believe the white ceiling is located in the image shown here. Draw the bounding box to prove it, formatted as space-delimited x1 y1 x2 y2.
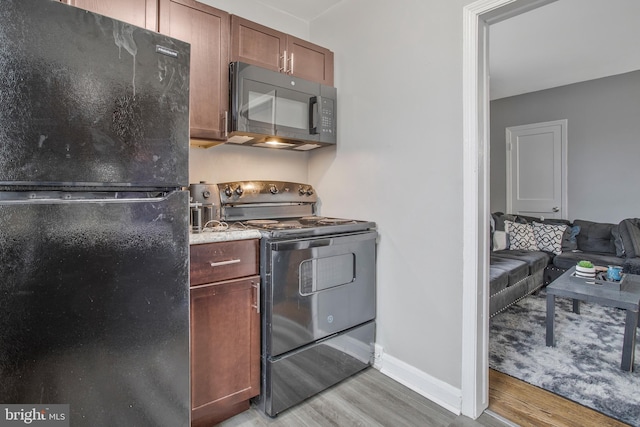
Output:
257 0 640 100
489 0 640 99
254 0 344 21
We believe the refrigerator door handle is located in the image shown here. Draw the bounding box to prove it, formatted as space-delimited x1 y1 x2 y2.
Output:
0 191 178 205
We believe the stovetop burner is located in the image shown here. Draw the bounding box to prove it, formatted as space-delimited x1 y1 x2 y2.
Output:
318 218 353 224
300 216 324 223
246 219 279 226
244 216 354 228
245 219 301 230
265 222 301 230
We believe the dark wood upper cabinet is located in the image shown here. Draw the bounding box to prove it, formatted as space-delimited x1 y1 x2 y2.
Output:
231 15 286 73
231 15 334 86
287 35 334 86
159 0 230 142
61 0 158 31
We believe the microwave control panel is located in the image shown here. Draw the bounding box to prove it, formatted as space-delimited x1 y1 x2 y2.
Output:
319 97 335 137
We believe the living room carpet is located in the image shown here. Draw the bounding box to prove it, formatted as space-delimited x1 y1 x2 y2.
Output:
489 289 640 427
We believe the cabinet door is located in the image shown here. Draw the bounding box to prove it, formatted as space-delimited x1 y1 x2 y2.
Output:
159 0 229 141
230 15 286 73
288 35 334 86
230 16 334 86
61 0 158 31
190 276 260 426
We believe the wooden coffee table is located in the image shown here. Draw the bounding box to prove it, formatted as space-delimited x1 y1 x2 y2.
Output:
546 266 640 371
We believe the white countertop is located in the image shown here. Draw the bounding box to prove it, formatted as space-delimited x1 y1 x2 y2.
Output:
189 229 261 245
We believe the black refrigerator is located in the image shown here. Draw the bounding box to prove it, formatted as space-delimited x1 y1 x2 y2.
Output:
0 1 191 425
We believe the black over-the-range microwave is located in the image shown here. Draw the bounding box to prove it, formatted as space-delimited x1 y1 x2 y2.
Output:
228 61 337 151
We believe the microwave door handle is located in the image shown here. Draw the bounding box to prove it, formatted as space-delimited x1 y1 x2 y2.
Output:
309 96 319 135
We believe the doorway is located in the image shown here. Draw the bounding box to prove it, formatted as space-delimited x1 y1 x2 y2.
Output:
461 0 558 418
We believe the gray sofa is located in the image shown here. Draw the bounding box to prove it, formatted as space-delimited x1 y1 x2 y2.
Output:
489 213 640 317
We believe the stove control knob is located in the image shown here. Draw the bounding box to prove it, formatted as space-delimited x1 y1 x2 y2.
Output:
269 185 279 194
224 185 232 197
298 187 306 196
306 187 314 196
235 186 244 196
202 190 211 199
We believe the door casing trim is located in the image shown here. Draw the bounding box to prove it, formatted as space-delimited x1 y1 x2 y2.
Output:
461 0 558 418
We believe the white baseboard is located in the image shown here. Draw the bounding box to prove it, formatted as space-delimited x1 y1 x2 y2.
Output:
374 348 462 415
373 343 384 369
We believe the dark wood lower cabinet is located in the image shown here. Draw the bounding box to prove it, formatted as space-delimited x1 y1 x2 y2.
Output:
190 272 260 426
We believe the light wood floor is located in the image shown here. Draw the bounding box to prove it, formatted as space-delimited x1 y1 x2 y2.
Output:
218 367 630 426
219 368 510 427
488 369 630 427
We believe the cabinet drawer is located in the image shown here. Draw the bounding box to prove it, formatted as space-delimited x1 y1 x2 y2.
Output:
190 239 259 285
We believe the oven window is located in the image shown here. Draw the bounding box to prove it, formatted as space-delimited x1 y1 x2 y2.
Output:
299 253 355 295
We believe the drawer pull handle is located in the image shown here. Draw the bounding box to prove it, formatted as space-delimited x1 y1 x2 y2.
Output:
209 259 241 268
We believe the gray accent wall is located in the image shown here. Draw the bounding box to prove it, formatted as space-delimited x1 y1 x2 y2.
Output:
490 70 640 223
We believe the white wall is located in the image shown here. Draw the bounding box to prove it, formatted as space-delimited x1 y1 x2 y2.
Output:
199 0 309 39
189 144 309 184
188 0 311 185
191 0 476 411
310 0 473 399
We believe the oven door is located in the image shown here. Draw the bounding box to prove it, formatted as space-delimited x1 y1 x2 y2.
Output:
265 231 376 357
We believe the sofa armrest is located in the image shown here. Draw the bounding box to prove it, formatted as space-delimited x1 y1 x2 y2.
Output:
619 219 640 258
623 258 640 275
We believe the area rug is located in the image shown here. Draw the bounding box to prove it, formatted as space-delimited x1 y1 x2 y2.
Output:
489 289 640 426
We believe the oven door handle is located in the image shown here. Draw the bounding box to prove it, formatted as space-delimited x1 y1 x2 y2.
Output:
271 232 377 251
272 239 332 251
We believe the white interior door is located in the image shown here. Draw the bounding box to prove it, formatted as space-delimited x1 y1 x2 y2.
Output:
506 119 567 219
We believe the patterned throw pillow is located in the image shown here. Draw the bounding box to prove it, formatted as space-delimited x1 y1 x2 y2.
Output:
505 220 537 251
532 222 567 255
